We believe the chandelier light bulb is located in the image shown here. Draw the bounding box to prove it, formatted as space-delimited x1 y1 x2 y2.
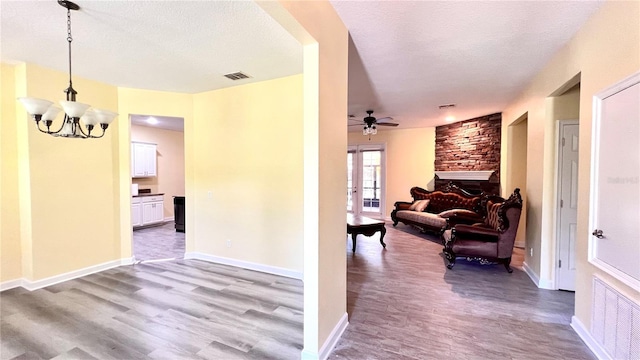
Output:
93 109 118 125
17 97 53 117
80 109 98 127
42 105 63 122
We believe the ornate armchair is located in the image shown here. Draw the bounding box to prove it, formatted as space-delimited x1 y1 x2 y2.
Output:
442 188 523 273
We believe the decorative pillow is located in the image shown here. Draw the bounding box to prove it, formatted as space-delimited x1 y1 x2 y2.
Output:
438 208 478 218
486 201 502 229
409 199 430 212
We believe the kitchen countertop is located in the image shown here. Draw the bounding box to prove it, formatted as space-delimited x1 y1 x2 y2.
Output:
133 193 164 198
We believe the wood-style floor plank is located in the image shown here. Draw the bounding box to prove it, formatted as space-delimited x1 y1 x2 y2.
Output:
329 225 594 360
1 224 594 359
1 259 303 360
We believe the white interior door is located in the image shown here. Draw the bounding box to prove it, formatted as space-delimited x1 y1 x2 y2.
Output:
347 145 385 218
589 74 640 290
557 121 579 291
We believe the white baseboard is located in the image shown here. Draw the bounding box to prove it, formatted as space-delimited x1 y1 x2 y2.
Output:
523 261 540 287
522 261 555 289
0 279 22 292
301 312 349 360
21 259 124 291
571 316 609 360
1 257 133 292
121 257 135 266
184 252 303 280
538 277 555 290
164 216 175 222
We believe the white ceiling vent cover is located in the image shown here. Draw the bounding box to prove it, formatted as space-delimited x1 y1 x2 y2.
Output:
224 72 251 81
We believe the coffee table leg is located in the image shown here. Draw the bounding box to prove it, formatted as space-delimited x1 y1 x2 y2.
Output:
379 226 387 248
352 233 357 253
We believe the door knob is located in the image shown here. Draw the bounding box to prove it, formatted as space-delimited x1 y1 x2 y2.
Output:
592 229 604 239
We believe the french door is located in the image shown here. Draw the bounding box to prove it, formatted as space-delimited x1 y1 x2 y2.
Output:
347 144 385 218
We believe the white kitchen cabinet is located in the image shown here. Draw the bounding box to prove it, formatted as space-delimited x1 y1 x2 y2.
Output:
141 195 164 226
131 142 157 178
133 195 164 228
131 198 142 227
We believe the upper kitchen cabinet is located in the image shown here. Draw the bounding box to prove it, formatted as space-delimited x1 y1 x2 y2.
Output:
131 141 157 177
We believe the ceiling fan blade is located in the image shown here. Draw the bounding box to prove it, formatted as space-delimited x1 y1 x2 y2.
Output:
376 117 393 122
376 122 399 127
348 118 362 122
348 123 365 127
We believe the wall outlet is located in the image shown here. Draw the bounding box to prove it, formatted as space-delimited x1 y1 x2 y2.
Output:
530 248 533 257
226 239 232 248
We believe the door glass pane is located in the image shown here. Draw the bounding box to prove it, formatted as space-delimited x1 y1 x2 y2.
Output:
347 152 353 212
361 150 381 213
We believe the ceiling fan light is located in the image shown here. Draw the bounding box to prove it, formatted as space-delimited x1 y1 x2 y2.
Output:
93 108 118 125
60 100 91 118
17 97 54 116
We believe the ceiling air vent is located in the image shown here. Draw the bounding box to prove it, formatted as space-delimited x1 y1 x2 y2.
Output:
224 71 251 81
438 104 456 109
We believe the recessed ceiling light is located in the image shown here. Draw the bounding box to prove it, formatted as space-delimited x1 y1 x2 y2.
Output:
146 116 158 125
446 116 456 122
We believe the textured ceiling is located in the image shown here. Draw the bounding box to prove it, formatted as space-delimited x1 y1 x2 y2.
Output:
2 1 604 131
332 1 604 129
130 114 184 132
1 1 302 94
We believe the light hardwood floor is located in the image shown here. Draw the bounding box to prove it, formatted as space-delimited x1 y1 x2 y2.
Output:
0 261 303 359
1 224 593 359
330 225 594 360
133 222 185 261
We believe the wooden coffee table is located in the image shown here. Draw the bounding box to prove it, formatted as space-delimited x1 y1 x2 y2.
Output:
347 213 386 253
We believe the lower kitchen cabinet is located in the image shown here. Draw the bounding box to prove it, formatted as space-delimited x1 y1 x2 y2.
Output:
132 195 164 228
132 198 142 227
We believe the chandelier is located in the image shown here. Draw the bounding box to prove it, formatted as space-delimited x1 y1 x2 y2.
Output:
17 0 117 138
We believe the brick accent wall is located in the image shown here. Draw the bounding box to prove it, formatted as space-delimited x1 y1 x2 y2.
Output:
435 113 502 176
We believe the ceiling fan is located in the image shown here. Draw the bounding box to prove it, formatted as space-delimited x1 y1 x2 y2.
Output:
348 110 398 136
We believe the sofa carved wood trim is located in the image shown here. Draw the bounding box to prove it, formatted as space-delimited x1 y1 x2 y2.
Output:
390 183 485 235
442 188 523 273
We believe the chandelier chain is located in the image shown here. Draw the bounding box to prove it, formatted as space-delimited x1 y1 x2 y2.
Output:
67 8 73 42
66 8 73 88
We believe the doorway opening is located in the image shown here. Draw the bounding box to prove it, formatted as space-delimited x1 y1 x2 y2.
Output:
551 81 581 291
507 114 528 250
348 144 386 219
130 114 186 262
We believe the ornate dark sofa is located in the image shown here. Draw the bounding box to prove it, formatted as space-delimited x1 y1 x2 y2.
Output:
442 188 523 272
391 183 485 234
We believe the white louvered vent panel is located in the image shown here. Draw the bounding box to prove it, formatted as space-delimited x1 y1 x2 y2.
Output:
592 277 640 360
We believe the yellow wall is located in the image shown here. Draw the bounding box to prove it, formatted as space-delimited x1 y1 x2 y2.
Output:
1 64 22 282
131 125 185 219
192 75 304 272
501 0 639 328
259 1 349 354
117 88 194 256
8 64 121 280
348 128 436 218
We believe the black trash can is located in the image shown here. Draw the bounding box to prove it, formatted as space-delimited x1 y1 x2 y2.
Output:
173 196 185 233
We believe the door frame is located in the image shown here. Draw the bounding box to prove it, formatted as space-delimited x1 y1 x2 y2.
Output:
348 143 386 219
554 119 579 291
588 71 640 291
